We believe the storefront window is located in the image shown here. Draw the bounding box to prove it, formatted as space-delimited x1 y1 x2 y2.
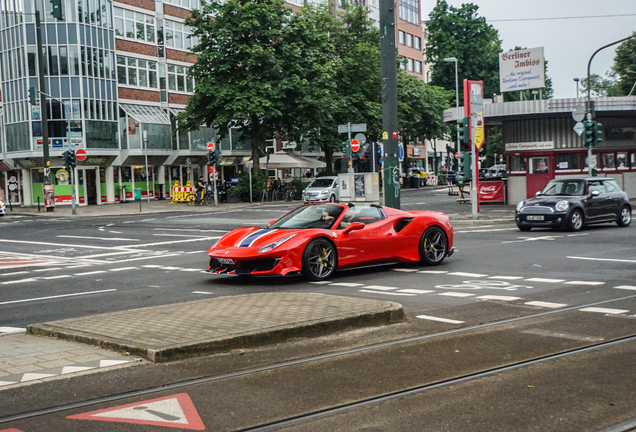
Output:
617 152 628 169
555 153 581 171
603 153 615 170
121 166 132 182
509 155 526 172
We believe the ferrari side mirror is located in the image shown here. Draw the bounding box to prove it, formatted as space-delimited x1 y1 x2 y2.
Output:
343 222 364 234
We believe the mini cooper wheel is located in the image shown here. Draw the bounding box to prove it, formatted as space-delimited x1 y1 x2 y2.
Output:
302 238 337 281
567 209 584 232
617 206 632 227
419 226 448 266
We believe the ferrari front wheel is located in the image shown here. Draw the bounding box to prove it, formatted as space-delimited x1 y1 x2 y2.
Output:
302 238 337 281
419 226 448 266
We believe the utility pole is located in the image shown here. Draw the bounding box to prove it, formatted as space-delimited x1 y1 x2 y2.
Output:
35 10 50 183
379 0 400 209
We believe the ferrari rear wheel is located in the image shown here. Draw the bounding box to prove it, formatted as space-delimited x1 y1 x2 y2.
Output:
419 226 448 266
302 238 337 281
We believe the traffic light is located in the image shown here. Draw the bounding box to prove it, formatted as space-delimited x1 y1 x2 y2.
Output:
583 120 594 147
341 140 351 160
29 87 37 105
62 149 76 170
457 116 470 145
50 0 63 20
593 122 603 147
208 150 216 166
458 152 472 180
215 149 221 165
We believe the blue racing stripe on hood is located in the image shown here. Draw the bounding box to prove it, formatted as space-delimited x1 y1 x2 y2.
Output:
238 229 277 247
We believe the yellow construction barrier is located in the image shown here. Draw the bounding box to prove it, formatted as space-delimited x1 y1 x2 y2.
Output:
171 181 195 203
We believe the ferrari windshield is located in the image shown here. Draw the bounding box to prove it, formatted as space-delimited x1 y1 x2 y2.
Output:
270 204 344 229
541 180 585 196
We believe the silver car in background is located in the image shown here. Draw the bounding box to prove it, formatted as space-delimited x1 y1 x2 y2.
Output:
301 176 339 203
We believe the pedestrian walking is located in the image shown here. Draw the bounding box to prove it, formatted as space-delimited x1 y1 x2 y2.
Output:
195 175 205 206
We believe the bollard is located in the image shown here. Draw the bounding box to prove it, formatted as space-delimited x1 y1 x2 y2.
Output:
37 196 41 212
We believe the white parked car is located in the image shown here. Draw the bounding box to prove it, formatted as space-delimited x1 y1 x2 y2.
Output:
302 176 339 203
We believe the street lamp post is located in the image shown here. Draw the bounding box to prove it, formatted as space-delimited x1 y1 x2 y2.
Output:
444 57 459 169
573 78 580 98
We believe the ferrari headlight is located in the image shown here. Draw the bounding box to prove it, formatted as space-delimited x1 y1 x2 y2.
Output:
555 200 569 211
516 201 524 212
258 233 297 254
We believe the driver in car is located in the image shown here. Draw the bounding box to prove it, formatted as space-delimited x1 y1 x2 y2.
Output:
322 211 335 225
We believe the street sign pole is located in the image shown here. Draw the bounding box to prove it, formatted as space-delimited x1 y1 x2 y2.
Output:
35 11 50 182
380 0 400 209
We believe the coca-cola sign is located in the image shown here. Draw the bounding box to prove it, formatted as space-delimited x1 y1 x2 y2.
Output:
479 181 504 202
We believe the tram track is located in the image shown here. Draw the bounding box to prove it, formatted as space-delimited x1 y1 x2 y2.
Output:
3 292 636 429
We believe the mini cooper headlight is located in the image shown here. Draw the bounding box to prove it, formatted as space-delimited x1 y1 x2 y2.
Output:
258 233 297 254
555 200 569 211
516 201 524 212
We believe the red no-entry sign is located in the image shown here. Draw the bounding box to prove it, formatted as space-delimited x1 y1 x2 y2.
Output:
350 139 360 152
207 142 215 151
75 149 87 161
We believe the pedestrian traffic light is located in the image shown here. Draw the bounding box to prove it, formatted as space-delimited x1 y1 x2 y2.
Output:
215 149 221 166
458 152 471 180
457 116 470 145
50 0 63 20
29 87 37 105
208 150 216 166
583 120 594 147
341 140 351 160
593 122 603 147
62 149 75 170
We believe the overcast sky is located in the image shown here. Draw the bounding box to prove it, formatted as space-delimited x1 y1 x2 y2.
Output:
420 0 636 99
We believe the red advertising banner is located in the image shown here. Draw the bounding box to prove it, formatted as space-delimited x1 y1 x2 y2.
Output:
478 181 505 202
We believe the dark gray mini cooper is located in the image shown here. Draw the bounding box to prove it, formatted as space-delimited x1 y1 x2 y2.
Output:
515 178 631 232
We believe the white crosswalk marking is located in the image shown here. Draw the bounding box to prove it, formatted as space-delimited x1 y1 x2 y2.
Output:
615 286 636 291
579 307 629 314
416 315 464 324
397 289 434 294
438 292 475 298
525 301 568 308
564 281 604 285
362 285 398 291
358 289 415 296
525 278 565 283
488 276 524 280
449 272 487 277
477 295 522 301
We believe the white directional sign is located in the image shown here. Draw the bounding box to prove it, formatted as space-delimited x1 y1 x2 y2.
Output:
338 123 366 133
573 122 585 136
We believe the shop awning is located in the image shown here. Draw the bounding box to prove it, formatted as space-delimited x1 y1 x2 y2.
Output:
220 156 251 166
258 154 325 169
120 104 171 125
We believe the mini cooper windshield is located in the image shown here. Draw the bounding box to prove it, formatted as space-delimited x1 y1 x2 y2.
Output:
269 204 344 230
541 180 585 197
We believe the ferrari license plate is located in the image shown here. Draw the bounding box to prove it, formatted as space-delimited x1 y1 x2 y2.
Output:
217 258 235 265
527 215 544 221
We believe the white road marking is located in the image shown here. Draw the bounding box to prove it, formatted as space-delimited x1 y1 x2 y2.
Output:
153 234 213 238
0 289 117 305
180 268 204 272
0 271 29 276
477 295 523 301
525 301 568 308
487 276 524 280
456 228 517 233
449 272 487 277
161 267 183 271
416 315 464 324
309 281 332 285
579 307 629 314
142 265 163 268
193 291 214 295
57 235 139 241
525 278 565 283
154 228 229 233
41 275 72 280
1 278 38 285
358 289 416 296
397 289 434 294
185 251 202 254
330 282 365 287
418 270 448 274
461 225 494 229
438 292 475 298
361 285 398 291
392 268 419 273
564 281 605 286
74 271 107 276
567 256 636 264
33 267 62 272
109 267 139 271
0 327 26 335
0 240 120 250
615 285 636 291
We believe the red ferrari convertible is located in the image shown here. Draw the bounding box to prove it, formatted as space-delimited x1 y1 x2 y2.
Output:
207 203 454 280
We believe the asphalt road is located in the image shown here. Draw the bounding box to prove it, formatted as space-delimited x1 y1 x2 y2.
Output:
1 187 635 431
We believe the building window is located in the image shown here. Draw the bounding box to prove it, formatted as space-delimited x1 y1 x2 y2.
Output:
603 153 615 170
398 31 405 45
510 155 526 172
167 64 193 92
398 0 419 25
415 60 422 74
555 153 581 171
117 56 158 89
414 36 421 50
163 0 201 9
406 33 413 48
407 58 414 72
617 152 628 169
114 7 155 43
164 20 197 50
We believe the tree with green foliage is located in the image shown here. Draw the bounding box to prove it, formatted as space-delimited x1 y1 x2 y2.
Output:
178 0 297 173
610 34 636 96
579 73 622 97
424 0 502 104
